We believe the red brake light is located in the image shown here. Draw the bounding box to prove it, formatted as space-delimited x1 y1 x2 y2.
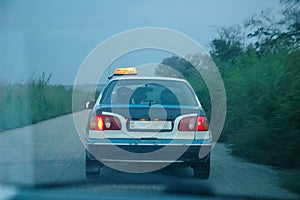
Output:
196 116 209 131
89 114 121 130
178 116 209 131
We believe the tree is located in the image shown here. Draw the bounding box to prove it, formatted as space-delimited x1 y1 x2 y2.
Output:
210 25 244 62
245 0 300 52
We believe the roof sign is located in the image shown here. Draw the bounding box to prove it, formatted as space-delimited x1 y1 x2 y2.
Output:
114 67 137 75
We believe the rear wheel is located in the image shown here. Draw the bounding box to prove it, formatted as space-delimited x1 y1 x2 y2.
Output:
192 157 210 179
85 152 101 179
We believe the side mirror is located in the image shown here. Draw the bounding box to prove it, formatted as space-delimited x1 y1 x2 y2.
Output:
85 101 95 109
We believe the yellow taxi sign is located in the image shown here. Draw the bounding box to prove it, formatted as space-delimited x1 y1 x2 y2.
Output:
114 67 137 75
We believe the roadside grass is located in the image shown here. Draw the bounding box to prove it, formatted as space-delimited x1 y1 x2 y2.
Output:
220 50 300 194
0 74 93 132
280 169 300 194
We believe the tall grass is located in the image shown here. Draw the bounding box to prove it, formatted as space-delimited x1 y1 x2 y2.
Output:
0 73 92 132
221 48 300 169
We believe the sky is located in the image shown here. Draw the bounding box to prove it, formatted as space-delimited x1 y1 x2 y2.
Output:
0 0 279 85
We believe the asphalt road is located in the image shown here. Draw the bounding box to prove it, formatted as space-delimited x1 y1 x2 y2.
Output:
0 110 298 199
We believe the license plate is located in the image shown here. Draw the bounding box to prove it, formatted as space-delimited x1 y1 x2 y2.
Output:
129 120 172 130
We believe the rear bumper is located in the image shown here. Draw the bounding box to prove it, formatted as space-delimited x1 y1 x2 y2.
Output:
85 138 211 164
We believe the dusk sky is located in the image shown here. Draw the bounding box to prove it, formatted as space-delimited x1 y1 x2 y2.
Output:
0 0 279 85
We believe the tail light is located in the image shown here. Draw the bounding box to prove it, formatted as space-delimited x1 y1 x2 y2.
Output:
196 116 209 131
178 116 209 131
89 114 121 130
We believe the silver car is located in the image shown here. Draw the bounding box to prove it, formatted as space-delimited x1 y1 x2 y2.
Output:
85 71 211 179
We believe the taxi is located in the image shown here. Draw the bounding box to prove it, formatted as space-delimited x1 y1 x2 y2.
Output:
85 67 212 179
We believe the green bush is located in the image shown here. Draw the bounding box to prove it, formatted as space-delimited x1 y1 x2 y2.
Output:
280 169 300 194
223 49 300 168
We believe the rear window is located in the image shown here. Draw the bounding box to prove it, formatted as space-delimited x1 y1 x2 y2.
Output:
100 79 198 106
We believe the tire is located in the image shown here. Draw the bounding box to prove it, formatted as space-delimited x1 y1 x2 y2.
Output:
193 157 210 179
85 153 101 179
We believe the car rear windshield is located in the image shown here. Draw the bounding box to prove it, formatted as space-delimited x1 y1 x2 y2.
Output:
100 79 199 106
